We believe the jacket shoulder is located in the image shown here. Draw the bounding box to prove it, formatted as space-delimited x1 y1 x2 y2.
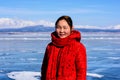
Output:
74 41 86 49
46 42 54 49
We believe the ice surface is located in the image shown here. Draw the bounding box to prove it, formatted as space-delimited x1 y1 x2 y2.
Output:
0 32 119 80
87 72 104 78
7 71 104 80
7 71 40 80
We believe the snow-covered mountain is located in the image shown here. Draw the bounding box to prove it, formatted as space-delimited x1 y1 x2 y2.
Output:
0 18 119 32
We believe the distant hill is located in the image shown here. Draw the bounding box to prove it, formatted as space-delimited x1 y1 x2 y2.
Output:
0 25 54 32
0 25 119 32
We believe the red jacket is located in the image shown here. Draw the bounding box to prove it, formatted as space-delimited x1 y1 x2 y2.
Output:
41 30 87 80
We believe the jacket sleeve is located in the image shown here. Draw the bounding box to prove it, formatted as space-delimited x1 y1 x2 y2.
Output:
41 45 49 80
75 43 87 80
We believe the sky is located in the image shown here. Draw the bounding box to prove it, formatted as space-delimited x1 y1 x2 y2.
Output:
0 0 120 29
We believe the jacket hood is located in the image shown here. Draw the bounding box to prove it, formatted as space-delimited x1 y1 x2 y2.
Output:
51 30 81 47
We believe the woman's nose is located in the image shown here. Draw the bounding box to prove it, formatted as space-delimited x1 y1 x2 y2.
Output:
60 28 64 32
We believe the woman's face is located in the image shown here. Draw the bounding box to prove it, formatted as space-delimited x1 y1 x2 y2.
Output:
56 19 72 38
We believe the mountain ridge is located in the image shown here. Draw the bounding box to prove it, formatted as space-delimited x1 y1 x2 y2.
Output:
0 25 119 32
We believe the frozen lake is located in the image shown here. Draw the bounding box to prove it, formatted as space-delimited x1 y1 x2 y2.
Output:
0 32 120 80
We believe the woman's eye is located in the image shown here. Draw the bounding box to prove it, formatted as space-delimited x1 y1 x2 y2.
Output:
63 26 68 29
56 26 68 29
56 26 61 29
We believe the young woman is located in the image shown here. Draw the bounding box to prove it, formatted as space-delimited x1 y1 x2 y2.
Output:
41 15 87 80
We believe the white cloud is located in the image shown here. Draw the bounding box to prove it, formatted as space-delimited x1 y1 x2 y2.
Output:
75 25 120 30
75 25 101 29
36 20 54 27
0 18 54 29
112 25 120 29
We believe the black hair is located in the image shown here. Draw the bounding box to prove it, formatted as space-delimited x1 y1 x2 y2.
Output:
55 15 73 29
